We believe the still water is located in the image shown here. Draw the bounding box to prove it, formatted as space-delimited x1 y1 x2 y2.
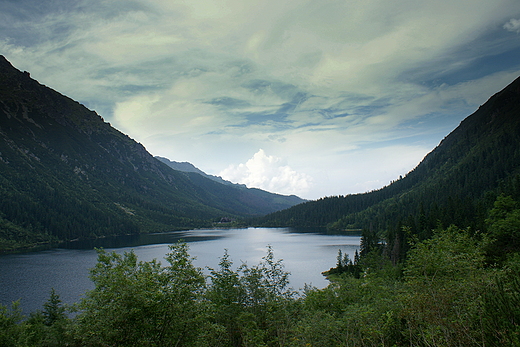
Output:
0 227 360 314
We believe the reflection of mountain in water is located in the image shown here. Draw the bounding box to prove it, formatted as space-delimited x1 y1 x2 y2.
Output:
59 231 227 250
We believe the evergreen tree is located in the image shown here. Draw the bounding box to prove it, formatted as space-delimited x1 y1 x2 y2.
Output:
360 226 379 257
42 288 66 327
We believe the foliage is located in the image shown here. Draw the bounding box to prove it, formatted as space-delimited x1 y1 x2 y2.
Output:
3 194 520 346
206 246 298 347
0 290 71 347
2 224 520 346
482 254 520 346
323 249 362 278
42 288 66 327
401 226 490 346
485 194 520 264
0 301 25 346
295 264 405 346
73 243 206 346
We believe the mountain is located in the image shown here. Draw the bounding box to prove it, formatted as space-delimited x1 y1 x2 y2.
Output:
257 75 520 242
156 157 208 176
0 56 303 252
155 156 237 186
156 156 304 207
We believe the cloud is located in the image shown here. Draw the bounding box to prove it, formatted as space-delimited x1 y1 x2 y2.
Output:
2 0 520 199
219 149 312 196
504 18 520 33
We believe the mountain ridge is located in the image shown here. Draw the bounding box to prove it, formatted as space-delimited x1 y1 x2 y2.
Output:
0 56 304 251
155 156 240 186
156 156 305 208
256 75 520 244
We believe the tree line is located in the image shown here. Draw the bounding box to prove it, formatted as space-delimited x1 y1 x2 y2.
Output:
2 194 520 346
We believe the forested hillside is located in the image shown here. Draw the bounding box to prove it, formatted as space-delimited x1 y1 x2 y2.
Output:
2 62 520 347
156 156 305 213
257 75 520 242
0 56 302 252
2 196 520 346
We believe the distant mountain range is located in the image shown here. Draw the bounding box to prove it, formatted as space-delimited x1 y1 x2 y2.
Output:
0 56 305 252
257 75 520 249
155 156 240 186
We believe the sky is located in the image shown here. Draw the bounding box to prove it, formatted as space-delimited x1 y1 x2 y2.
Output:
2 0 520 200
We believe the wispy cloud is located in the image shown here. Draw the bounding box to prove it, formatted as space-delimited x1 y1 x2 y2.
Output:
1 0 520 198
504 18 520 33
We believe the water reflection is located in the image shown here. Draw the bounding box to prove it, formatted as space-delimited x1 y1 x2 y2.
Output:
1 228 360 315
59 230 226 249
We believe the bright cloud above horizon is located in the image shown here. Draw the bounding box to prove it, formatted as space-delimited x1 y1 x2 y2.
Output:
220 149 312 197
2 0 520 199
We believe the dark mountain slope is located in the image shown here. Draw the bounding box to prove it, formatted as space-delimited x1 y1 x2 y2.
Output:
156 157 212 177
257 76 520 237
156 156 305 212
0 56 301 251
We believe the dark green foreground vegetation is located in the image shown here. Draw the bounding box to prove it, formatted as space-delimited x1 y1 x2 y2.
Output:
2 195 520 347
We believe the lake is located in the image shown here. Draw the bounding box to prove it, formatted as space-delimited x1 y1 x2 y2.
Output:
0 227 360 314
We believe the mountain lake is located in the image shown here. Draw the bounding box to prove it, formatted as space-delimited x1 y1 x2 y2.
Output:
0 227 360 314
